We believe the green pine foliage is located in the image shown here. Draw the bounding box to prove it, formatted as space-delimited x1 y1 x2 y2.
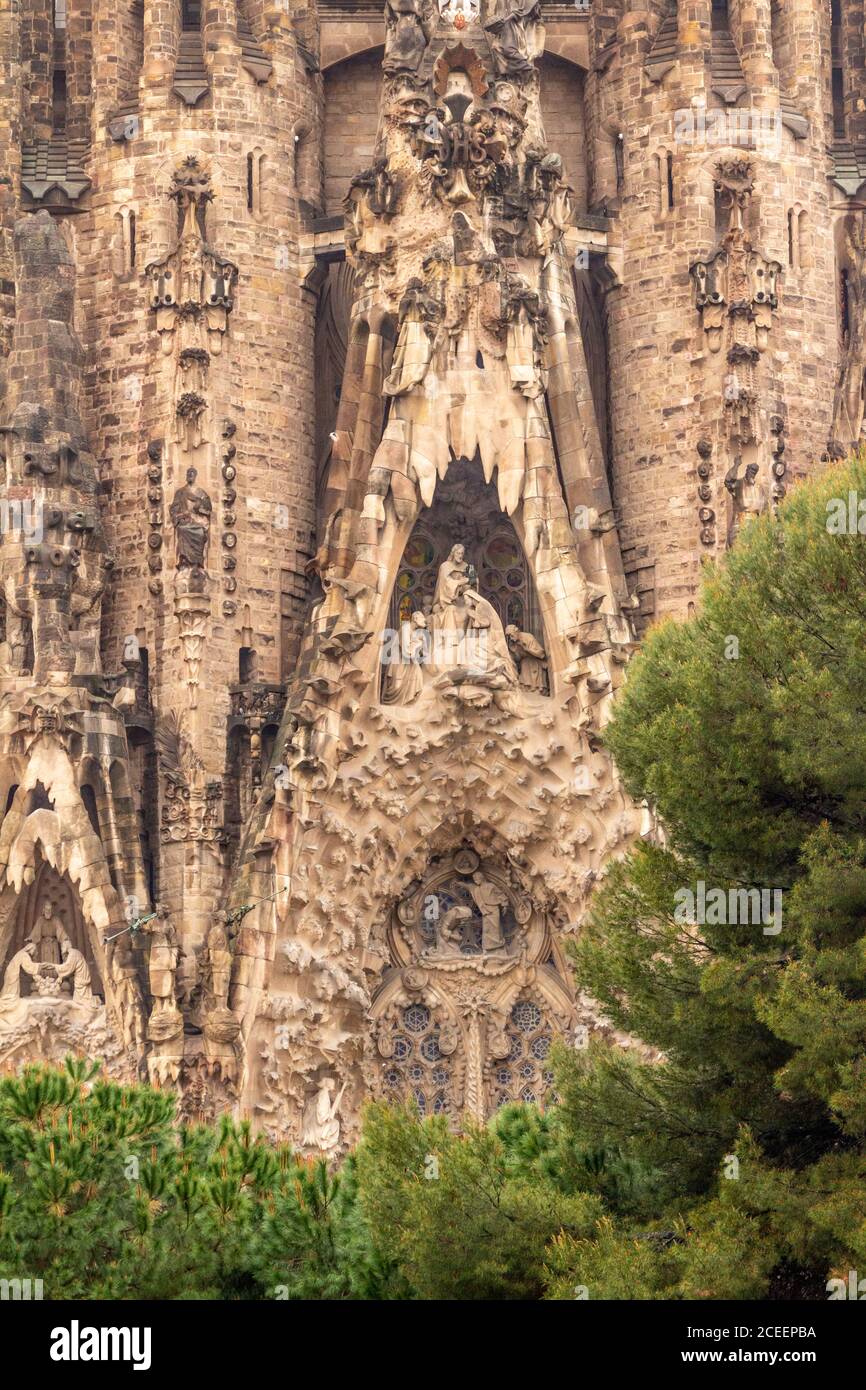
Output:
550 452 866 1298
0 1058 380 1300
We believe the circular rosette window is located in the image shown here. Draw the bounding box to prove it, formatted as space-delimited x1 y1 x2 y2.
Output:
373 994 463 1118
491 998 557 1111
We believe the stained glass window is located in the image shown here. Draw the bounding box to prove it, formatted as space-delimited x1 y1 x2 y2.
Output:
492 999 556 1111
379 1003 454 1117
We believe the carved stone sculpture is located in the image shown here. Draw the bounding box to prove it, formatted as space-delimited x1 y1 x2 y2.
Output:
383 0 434 76
484 0 544 77
30 899 68 965
505 625 546 690
0 943 38 1003
170 467 212 573
725 458 769 548
56 937 96 1004
145 905 183 1041
300 1077 347 1154
204 917 232 1007
467 871 509 951
382 611 429 705
145 156 238 354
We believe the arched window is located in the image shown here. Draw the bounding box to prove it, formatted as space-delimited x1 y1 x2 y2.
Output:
80 784 102 840
493 999 556 1109
380 1002 454 1117
614 133 625 195
788 208 809 271
658 150 674 214
841 267 851 343
114 207 137 276
239 646 257 683
388 464 542 639
246 150 264 216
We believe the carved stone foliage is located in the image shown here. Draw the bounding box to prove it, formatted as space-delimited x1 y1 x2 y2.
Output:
156 710 223 845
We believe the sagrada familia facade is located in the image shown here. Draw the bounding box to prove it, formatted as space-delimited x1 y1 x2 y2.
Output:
0 0 860 1151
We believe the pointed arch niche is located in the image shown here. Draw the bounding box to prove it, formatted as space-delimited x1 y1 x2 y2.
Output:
2 855 103 998
382 457 548 699
368 840 574 1122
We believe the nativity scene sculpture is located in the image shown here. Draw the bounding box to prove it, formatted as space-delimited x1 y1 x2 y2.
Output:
190 0 641 1144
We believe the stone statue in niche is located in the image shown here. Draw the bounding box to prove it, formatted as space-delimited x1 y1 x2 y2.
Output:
383 276 442 397
145 904 182 1036
0 942 38 1004
382 610 429 706
505 625 546 691
383 0 434 76
204 916 232 1008
725 457 769 548
431 543 473 615
170 467 212 573
467 871 509 951
110 940 143 1049
146 156 238 354
301 1077 347 1154
484 0 543 76
30 899 69 965
55 936 96 1003
424 903 474 957
429 543 518 689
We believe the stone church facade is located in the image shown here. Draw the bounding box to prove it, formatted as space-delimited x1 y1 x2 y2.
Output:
0 0 861 1151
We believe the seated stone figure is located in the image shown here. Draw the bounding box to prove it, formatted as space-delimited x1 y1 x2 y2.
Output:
429 544 518 691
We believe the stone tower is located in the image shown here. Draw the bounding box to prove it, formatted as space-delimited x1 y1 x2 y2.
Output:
0 1 863 1149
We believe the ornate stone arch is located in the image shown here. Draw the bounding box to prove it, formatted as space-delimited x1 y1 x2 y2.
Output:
366 843 575 1122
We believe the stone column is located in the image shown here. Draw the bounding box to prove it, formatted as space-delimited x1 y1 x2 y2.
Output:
203 0 241 89
65 0 94 142
677 0 712 99
141 0 181 96
730 0 780 113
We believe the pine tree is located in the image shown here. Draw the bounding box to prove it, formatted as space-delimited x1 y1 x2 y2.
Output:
550 452 866 1298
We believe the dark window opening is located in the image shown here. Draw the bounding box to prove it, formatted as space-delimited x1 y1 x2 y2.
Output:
239 647 257 683
52 69 67 132
80 786 101 840
832 68 846 141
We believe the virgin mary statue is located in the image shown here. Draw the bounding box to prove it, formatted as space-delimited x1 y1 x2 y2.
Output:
430 544 517 686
